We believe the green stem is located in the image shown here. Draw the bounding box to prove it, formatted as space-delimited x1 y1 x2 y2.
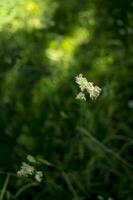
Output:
40 159 79 199
61 171 78 200
14 182 38 199
0 174 10 200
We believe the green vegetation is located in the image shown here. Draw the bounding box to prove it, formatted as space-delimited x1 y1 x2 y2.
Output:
0 0 133 199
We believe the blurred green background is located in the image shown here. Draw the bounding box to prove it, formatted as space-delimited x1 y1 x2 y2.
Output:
0 0 133 199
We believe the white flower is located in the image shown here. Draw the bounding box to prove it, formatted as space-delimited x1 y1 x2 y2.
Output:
75 74 101 100
76 92 86 101
17 162 35 177
88 86 102 100
27 155 36 163
35 171 43 182
75 74 89 91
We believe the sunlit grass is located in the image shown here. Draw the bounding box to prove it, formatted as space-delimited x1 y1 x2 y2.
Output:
46 27 90 68
0 0 57 32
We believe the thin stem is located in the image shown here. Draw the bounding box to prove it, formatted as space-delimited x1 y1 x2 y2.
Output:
40 159 79 199
14 182 38 199
0 171 34 182
61 171 79 200
0 171 17 177
0 174 10 200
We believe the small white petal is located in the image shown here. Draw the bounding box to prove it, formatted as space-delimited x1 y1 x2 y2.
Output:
35 171 43 182
27 155 36 163
76 92 86 101
17 162 35 177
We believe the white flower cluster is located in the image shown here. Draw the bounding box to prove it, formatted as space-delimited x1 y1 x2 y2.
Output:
75 74 101 100
35 171 43 183
17 155 43 183
17 162 35 177
76 92 86 101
